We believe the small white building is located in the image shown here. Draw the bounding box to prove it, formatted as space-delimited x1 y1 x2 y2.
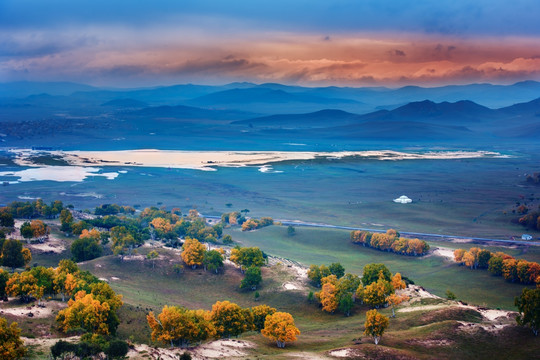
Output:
521 234 533 240
393 195 412 204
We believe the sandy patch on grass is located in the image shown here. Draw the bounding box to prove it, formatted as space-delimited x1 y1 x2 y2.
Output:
23 336 80 354
401 285 442 303
129 339 254 359
283 282 301 290
398 304 447 313
0 301 66 319
433 247 455 261
457 321 510 334
111 276 121 281
289 351 332 359
329 348 357 358
26 234 66 254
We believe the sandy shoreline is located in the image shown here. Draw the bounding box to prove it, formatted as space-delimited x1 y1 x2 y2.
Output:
10 149 506 171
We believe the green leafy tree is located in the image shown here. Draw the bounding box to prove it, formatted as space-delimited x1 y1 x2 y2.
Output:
203 250 224 273
19 222 33 239
515 288 540 336
230 246 265 271
0 269 9 300
338 292 354 317
240 266 262 291
147 250 159 269
104 339 129 359
362 263 391 286
287 225 295 236
71 237 102 262
59 209 74 233
329 263 345 279
1 239 27 272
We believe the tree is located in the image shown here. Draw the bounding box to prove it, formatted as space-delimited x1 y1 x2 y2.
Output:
71 237 102 262
386 293 409 317
147 305 216 347
0 317 27 360
364 309 389 345
318 282 338 313
146 250 159 269
329 263 345 279
0 269 9 301
71 221 89 236
240 266 262 290
0 211 14 227
181 237 206 269
477 249 492 269
362 263 391 286
287 225 295 236
30 220 47 238
19 222 33 239
307 264 331 287
104 339 129 359
250 304 276 332
261 312 300 348
210 301 249 338
391 273 406 290
60 209 74 233
364 276 393 308
515 288 540 336
56 291 118 336
1 240 29 272
203 249 224 273
230 246 265 271
6 272 40 303
454 249 466 263
338 292 354 317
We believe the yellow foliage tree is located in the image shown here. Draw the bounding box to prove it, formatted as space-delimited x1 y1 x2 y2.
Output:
0 317 27 360
364 280 391 308
147 305 215 348
56 291 112 335
181 237 206 269
30 220 47 238
261 312 300 348
318 282 338 313
79 228 101 241
5 272 41 303
210 300 250 338
364 309 389 345
21 248 32 267
391 273 406 290
250 304 277 332
454 249 466 262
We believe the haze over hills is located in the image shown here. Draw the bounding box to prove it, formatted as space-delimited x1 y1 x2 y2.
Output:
0 80 539 149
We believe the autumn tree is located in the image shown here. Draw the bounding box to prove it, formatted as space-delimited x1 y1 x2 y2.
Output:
30 219 48 238
56 291 118 336
318 282 338 313
0 317 27 360
391 273 406 290
364 309 389 345
210 301 250 338
147 305 216 347
453 249 466 263
240 266 262 291
386 293 409 317
364 274 393 308
250 304 276 332
0 269 9 301
71 230 102 262
181 237 206 269
6 271 40 303
307 264 331 287
203 249 224 273
261 312 300 348
147 250 159 269
515 288 540 336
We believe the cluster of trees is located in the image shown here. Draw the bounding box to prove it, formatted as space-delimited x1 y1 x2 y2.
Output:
147 301 299 348
19 219 48 239
94 203 135 216
454 248 540 284
1 199 65 220
518 210 540 231
230 246 266 290
308 263 408 317
241 217 274 231
221 211 247 226
351 229 430 256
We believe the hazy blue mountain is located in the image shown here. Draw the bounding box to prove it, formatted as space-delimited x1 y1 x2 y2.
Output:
125 104 255 120
101 98 148 108
0 81 98 98
231 109 362 128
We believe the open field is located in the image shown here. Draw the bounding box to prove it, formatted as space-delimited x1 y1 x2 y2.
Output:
228 226 540 310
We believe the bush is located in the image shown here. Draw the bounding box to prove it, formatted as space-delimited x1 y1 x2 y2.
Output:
105 339 129 359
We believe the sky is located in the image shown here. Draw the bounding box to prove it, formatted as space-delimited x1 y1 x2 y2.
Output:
1 0 540 87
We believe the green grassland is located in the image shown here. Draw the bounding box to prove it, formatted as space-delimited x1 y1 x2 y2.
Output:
227 225 540 310
11 248 538 359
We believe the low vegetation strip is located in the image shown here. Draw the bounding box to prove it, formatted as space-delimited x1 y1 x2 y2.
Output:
351 229 430 256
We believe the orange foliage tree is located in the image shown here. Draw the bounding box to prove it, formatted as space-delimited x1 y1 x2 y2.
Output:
56 291 114 335
250 304 277 332
181 237 206 269
261 312 300 348
364 309 389 345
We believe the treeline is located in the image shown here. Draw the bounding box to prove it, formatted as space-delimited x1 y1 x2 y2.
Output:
147 301 299 348
351 229 429 256
454 247 540 285
241 217 273 231
518 210 540 231
1 199 64 219
307 263 408 317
